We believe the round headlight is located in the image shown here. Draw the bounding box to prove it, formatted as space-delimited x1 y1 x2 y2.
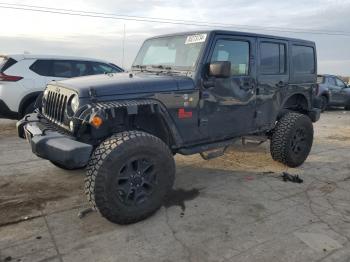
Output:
71 95 79 113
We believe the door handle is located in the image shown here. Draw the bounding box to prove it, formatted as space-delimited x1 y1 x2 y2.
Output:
276 81 287 88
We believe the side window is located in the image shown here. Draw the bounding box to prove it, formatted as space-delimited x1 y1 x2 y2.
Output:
211 39 249 76
336 78 345 88
73 61 90 77
317 76 325 84
29 60 52 76
91 62 120 75
292 45 315 74
328 77 336 86
52 60 73 78
260 42 286 74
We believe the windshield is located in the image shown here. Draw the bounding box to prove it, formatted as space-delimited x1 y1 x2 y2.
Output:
132 33 207 71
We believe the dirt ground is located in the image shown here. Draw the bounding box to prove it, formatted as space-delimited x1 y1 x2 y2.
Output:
0 109 350 262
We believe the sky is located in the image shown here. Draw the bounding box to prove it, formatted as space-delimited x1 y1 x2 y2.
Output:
0 0 350 76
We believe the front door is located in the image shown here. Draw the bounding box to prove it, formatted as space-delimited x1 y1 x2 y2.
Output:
200 35 257 139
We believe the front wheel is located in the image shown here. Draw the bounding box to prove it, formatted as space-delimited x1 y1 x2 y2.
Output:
270 112 314 167
85 131 175 224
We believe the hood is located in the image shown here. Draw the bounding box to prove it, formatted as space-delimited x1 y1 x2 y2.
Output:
54 72 195 98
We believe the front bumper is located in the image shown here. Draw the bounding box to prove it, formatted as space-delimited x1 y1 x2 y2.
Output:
17 113 93 169
0 99 18 119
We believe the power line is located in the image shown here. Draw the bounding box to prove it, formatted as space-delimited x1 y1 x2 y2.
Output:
0 2 350 37
1 2 348 35
0 2 344 34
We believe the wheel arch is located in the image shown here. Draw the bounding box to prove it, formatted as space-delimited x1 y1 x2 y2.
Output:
320 92 330 101
277 93 310 120
18 91 42 118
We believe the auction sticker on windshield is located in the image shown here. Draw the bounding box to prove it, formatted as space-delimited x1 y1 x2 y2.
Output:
185 34 207 44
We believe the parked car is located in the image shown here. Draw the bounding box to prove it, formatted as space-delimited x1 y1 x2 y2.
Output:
18 30 320 224
0 54 124 119
316 74 350 111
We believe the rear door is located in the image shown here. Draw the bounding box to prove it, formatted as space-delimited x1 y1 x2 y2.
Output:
326 76 337 104
200 35 257 138
334 78 348 104
256 38 289 129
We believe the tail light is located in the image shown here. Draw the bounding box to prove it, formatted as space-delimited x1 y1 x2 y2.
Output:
0 72 23 82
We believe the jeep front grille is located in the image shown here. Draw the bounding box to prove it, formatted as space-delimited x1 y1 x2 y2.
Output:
42 85 76 128
44 90 68 123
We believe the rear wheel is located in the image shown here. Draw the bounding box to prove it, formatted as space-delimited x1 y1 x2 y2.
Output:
270 112 314 167
345 105 350 111
85 130 175 224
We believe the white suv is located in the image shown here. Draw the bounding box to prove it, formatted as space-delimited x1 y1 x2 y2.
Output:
0 54 123 119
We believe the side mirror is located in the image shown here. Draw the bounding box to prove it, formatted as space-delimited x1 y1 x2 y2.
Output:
208 61 231 78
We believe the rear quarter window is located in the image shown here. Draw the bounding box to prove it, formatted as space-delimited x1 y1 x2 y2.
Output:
292 45 315 74
29 60 51 76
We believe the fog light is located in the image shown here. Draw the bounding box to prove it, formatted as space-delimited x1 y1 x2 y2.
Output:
69 121 74 131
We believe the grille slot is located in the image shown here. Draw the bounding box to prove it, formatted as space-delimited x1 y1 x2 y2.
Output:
44 90 68 125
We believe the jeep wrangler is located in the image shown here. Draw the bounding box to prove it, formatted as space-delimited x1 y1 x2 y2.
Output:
17 30 321 224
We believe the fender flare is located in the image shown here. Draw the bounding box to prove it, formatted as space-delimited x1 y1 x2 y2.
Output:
280 93 311 111
276 93 311 120
77 99 184 148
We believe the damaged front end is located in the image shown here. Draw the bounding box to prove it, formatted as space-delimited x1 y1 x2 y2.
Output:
17 84 165 169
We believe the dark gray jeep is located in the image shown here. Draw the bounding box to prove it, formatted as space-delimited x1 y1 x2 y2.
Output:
17 30 321 224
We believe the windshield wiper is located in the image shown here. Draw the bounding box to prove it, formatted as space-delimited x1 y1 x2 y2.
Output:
131 64 145 69
132 64 184 75
151 65 172 71
131 64 154 73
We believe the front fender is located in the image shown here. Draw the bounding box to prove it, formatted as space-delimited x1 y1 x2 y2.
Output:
76 99 184 147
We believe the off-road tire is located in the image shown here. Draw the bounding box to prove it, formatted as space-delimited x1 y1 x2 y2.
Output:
345 105 350 111
320 96 328 112
85 130 175 224
270 112 314 167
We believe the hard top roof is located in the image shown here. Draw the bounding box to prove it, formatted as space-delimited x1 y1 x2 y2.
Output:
147 30 315 45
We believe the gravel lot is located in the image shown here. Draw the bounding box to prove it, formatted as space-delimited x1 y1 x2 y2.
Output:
0 110 350 262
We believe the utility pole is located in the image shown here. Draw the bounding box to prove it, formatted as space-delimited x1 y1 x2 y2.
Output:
122 23 125 68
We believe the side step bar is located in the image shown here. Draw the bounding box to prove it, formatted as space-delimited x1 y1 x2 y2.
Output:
178 137 238 156
178 135 268 160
